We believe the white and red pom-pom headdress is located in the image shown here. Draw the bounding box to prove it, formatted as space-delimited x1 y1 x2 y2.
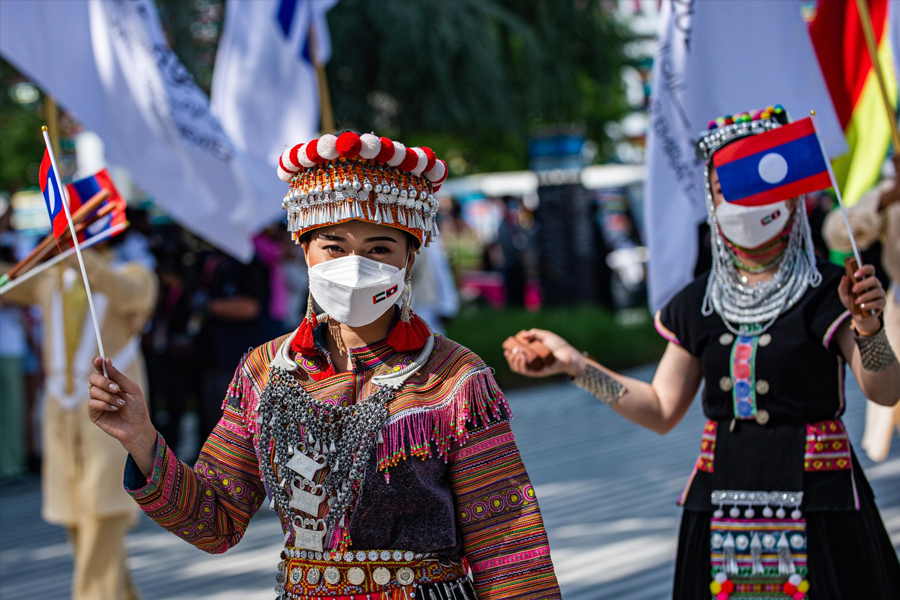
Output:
277 131 448 246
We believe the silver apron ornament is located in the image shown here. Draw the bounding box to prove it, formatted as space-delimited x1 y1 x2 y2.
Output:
291 517 327 553
289 479 326 516
285 451 325 481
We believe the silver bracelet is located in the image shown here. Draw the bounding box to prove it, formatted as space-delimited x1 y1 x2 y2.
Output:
572 363 626 407
856 326 897 372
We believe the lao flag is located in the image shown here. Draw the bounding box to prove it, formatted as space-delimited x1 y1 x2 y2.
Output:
38 149 69 239
66 169 127 244
713 117 833 206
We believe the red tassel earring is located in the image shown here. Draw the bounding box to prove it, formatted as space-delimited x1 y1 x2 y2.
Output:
386 272 430 353
291 291 318 355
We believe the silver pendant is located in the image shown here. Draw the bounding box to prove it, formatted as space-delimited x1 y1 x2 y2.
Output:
289 480 326 516
285 451 325 480
292 520 327 552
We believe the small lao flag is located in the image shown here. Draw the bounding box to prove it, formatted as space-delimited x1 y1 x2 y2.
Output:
713 117 832 206
39 149 68 239
66 169 127 244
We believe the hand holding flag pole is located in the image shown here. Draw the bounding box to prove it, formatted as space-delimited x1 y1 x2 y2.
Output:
39 126 108 375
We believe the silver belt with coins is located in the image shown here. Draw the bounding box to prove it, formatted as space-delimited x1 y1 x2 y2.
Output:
276 547 474 599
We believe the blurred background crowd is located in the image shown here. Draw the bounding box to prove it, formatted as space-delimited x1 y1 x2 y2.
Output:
0 0 672 476
0 0 897 478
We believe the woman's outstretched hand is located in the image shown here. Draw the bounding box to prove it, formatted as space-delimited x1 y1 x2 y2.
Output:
89 357 157 476
838 263 885 335
504 329 586 378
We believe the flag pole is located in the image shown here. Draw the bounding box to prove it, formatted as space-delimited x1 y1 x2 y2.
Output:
40 126 108 375
44 96 60 157
308 22 335 134
855 0 900 153
5 189 110 282
0 223 128 296
810 112 863 267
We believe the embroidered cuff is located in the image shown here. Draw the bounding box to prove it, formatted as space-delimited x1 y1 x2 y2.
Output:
123 431 168 499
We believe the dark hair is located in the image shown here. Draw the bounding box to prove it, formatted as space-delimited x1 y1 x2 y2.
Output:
298 228 419 251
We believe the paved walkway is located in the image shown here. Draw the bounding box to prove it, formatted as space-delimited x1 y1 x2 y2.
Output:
2 366 899 599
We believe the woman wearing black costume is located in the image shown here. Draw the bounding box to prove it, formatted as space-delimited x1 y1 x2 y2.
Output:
507 107 900 599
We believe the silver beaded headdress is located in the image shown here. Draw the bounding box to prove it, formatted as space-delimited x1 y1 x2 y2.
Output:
277 132 448 247
698 106 821 336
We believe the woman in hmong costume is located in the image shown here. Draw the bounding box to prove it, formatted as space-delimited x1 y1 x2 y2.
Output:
506 107 900 599
88 132 562 600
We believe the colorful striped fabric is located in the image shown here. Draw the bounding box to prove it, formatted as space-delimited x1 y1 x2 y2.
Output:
450 423 559 598
126 398 266 554
126 330 562 597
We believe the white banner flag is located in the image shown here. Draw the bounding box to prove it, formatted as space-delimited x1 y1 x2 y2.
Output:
645 0 846 312
211 0 338 168
0 0 284 261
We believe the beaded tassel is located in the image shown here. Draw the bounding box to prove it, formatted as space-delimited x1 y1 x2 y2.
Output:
387 274 429 352
777 532 796 575
291 291 317 355
750 533 764 575
723 533 738 575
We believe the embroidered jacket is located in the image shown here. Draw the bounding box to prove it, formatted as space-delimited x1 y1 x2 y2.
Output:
124 330 561 599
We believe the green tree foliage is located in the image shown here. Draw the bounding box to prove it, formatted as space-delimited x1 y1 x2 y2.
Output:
0 58 46 193
0 0 631 194
326 0 631 174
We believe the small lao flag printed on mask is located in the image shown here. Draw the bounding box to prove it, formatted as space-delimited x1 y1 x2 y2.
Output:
713 117 832 206
372 284 399 304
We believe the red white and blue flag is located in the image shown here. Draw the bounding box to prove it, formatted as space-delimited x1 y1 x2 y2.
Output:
713 117 833 206
66 169 127 244
38 148 69 240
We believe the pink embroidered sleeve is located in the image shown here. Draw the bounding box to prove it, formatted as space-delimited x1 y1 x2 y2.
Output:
449 421 561 599
125 369 266 554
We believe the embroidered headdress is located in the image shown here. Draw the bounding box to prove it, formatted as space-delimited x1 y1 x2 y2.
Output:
277 132 448 247
696 105 789 162
697 105 821 336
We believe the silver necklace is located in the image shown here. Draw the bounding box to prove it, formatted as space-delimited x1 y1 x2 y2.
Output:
701 169 821 336
258 367 394 536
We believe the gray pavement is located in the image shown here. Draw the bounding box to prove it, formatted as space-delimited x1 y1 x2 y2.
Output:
2 365 899 599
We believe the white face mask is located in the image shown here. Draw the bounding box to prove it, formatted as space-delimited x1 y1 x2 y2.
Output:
715 201 790 249
308 256 406 327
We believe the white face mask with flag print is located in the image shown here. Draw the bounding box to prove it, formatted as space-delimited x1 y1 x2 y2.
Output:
715 200 791 249
308 256 406 327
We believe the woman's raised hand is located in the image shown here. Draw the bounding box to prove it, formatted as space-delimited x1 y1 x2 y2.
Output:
839 263 886 335
88 357 157 472
504 329 586 378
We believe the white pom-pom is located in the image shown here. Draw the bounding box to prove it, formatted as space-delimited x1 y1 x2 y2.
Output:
281 148 301 171
317 134 338 160
411 148 428 176
387 141 406 167
435 160 448 183
359 134 381 159
297 143 315 168
277 166 294 182
424 160 446 182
